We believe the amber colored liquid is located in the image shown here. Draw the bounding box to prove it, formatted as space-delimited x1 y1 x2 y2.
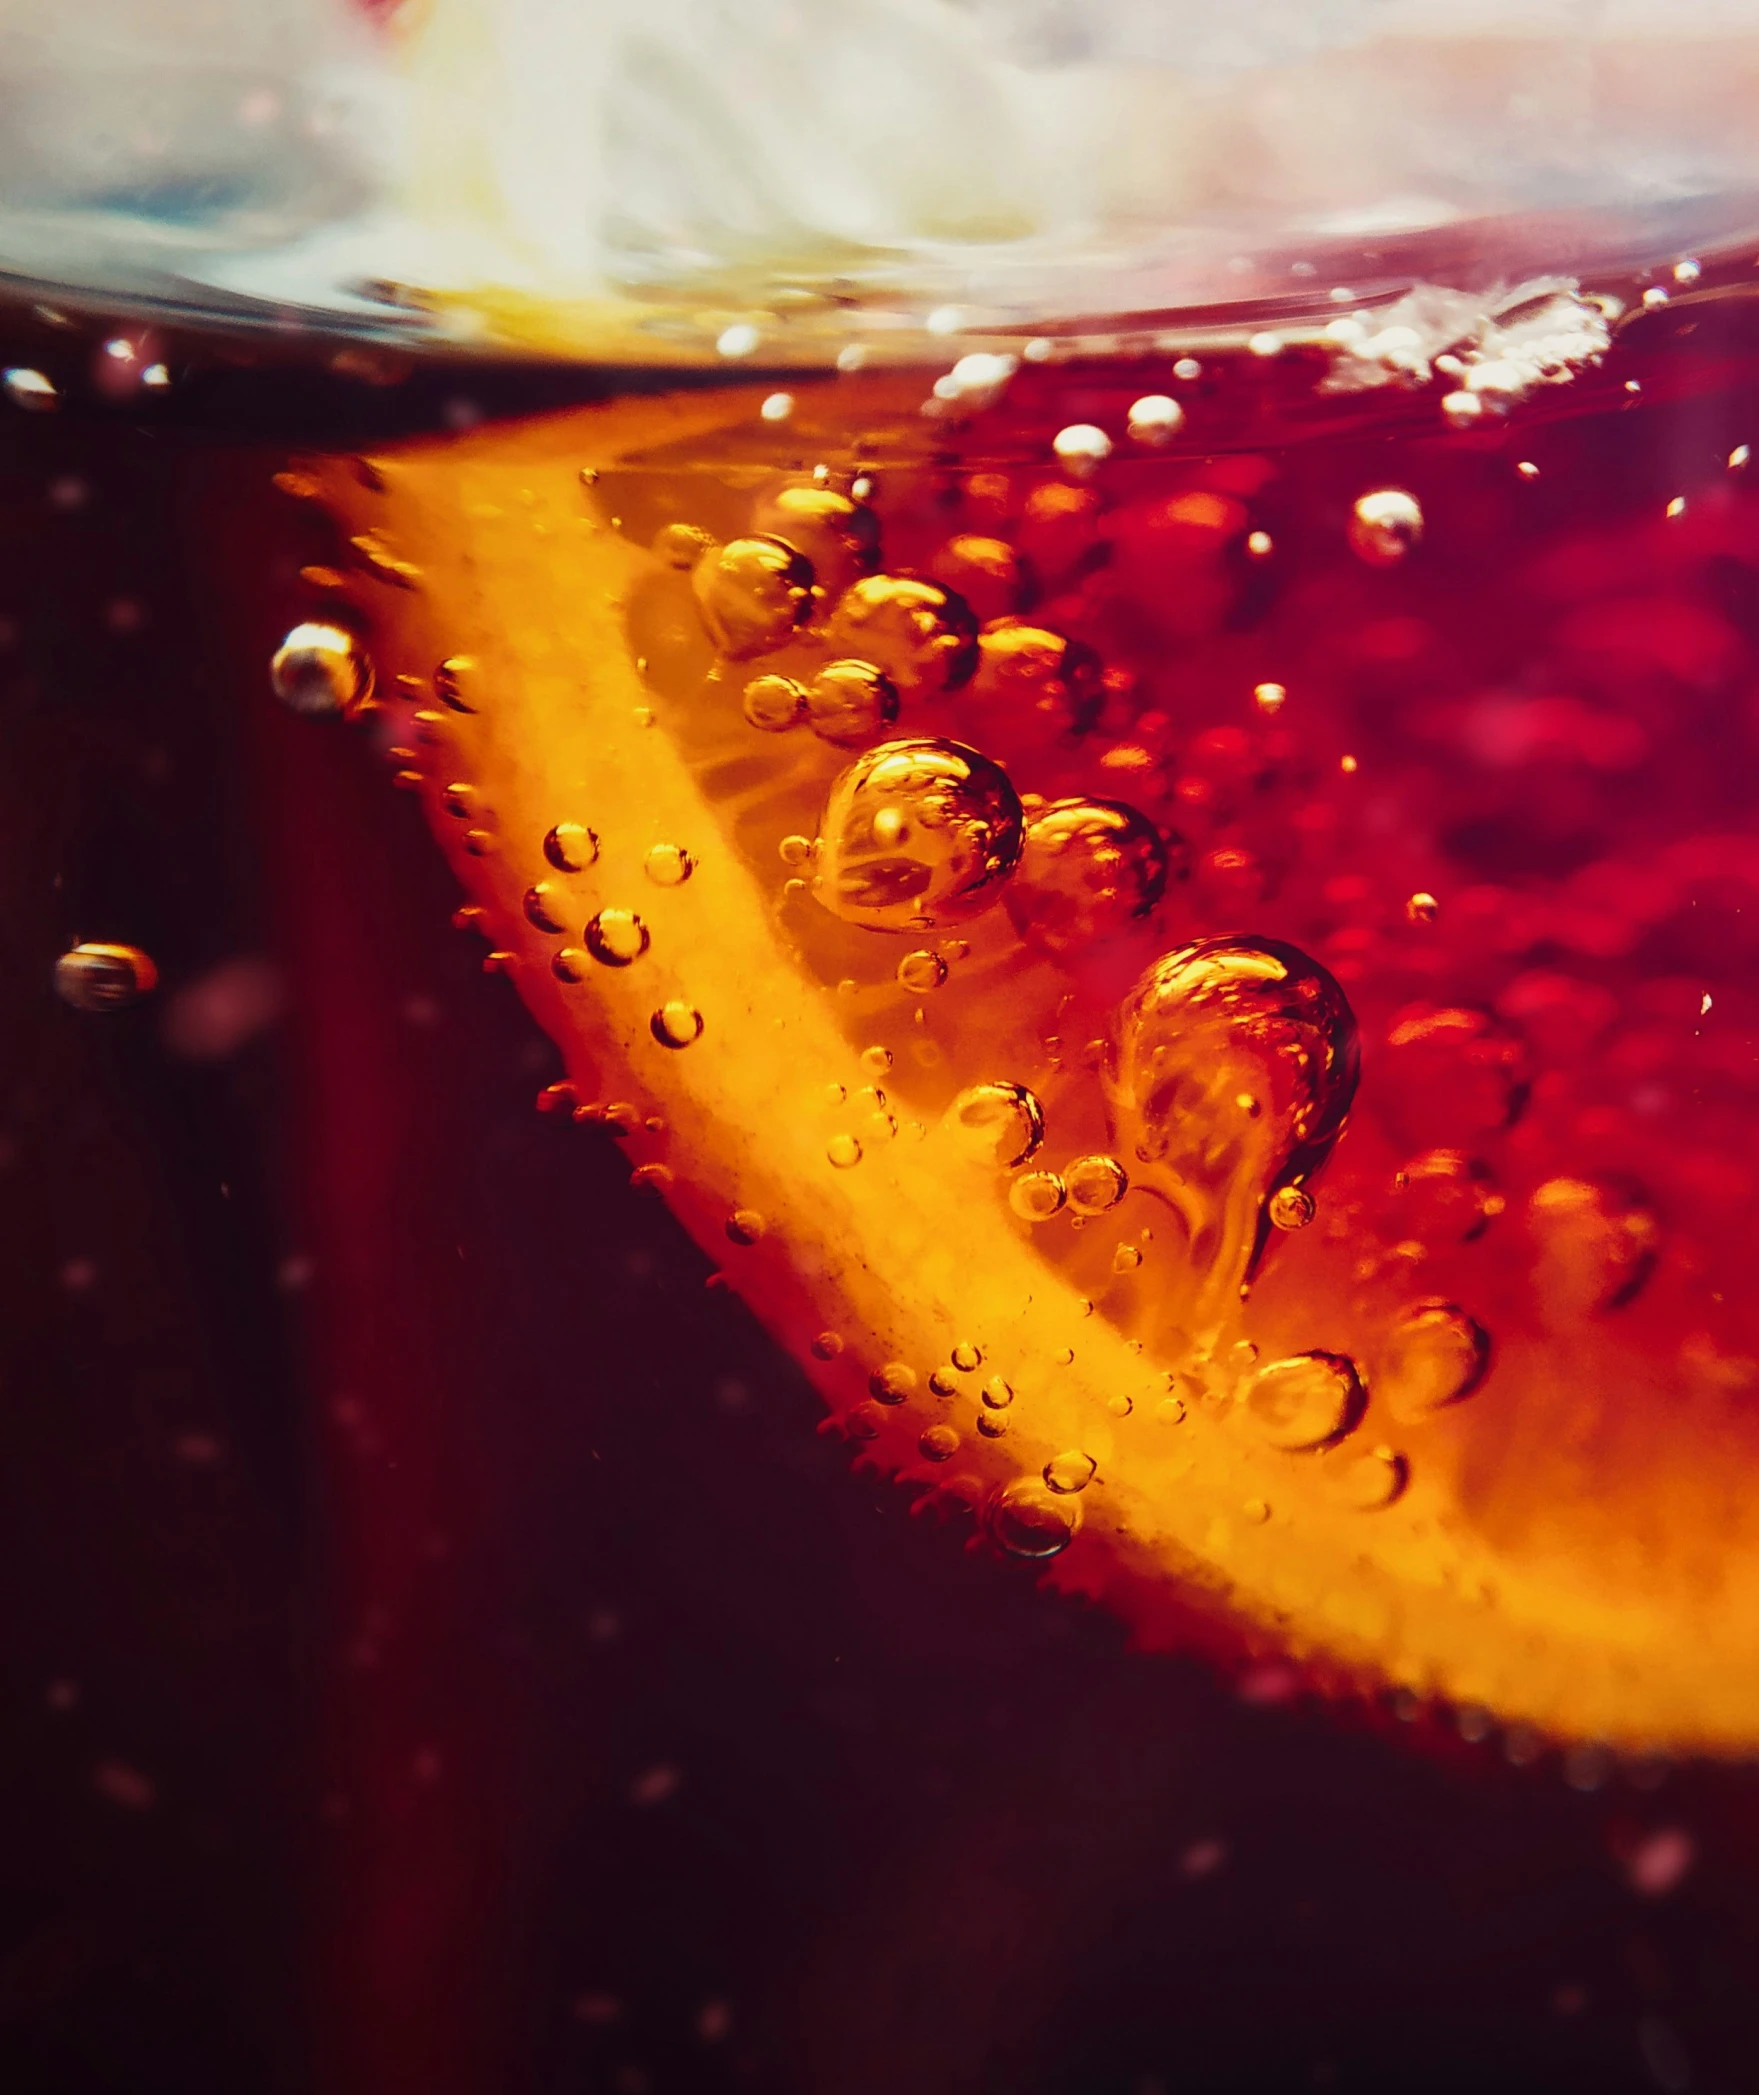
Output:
5 267 1759 2095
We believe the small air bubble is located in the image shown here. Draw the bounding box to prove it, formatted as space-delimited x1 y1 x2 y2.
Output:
1348 488 1423 566
919 1423 959 1461
1666 495 1687 519
1643 285 1670 309
1268 1184 1315 1231
1126 395 1185 447
1246 332 1283 358
826 1132 863 1169
1064 1154 1127 1215
584 909 650 967
1441 390 1483 429
1516 460 1540 481
1729 444 1751 472
54 942 157 1011
1245 530 1273 559
1043 1450 1096 1495
1009 1170 1067 1222
1172 356 1202 380
1674 257 1702 284
644 842 695 886
742 674 807 732
271 622 373 718
1406 891 1440 926
760 392 794 423
3 367 58 412
716 323 760 358
543 822 599 872
1053 424 1112 477
897 949 948 994
1253 681 1286 716
650 1000 703 1048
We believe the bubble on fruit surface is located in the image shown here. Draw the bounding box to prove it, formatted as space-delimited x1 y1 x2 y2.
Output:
584 909 650 967
644 843 694 886
1105 939 1359 1333
1127 394 1185 447
1529 1178 1661 1318
897 948 948 994
822 575 978 697
54 942 158 1012
1044 1450 1096 1495
1391 1149 1504 1243
742 673 806 732
826 1132 863 1169
725 1209 765 1245
1347 488 1424 567
1267 1185 1315 1232
950 1340 982 1372
1379 1302 1491 1417
987 1479 1079 1558
812 738 1024 931
919 1424 960 1462
1327 1445 1409 1512
806 660 899 747
523 884 565 933
970 626 1102 735
1244 1353 1366 1451
946 1082 1045 1168
1064 1155 1128 1216
650 1000 704 1048
544 821 599 872
1010 1170 1067 1222
270 622 372 717
981 1375 1014 1410
1382 1006 1529 1144
869 1363 917 1404
750 484 879 597
433 656 479 713
1002 798 1169 956
693 536 815 658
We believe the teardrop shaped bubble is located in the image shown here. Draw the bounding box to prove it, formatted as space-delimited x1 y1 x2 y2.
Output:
806 660 900 747
1379 1301 1491 1417
1244 1352 1367 1451
693 535 815 658
1104 938 1359 1334
823 575 978 696
54 942 158 1011
812 738 1024 931
270 622 373 718
1529 1177 1661 1319
1002 797 1169 956
986 1479 1080 1559
946 1082 1045 1168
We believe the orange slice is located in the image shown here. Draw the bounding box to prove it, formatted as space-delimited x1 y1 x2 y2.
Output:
268 371 1759 1755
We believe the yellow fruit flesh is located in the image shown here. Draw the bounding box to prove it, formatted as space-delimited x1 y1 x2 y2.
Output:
297 387 1759 1755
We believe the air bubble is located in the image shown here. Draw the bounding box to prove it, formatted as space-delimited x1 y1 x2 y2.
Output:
1112 1243 1142 1273
950 1340 982 1372
986 1480 1079 1558
1010 1171 1067 1222
1126 395 1185 447
1406 891 1440 926
523 885 565 933
584 910 650 966
433 656 479 712
271 622 373 717
1327 1445 1409 1512
1108 938 1358 1324
1064 1155 1128 1216
693 536 815 658
870 1363 917 1404
1268 1185 1315 1232
1348 489 1424 567
970 625 1102 736
806 660 899 747
811 1331 844 1360
54 942 157 1011
1244 1353 1366 1451
1043 1450 1096 1494
1003 798 1169 956
644 843 695 886
812 738 1023 931
4 367 58 412
750 484 879 595
919 1424 960 1461
981 1376 1013 1410
742 673 807 732
948 1083 1045 1168
650 1001 704 1048
1253 682 1286 716
543 822 599 872
928 535 1026 623
1379 1302 1490 1417
1053 424 1112 476
860 1045 893 1076
1529 1178 1660 1316
726 1210 766 1245
823 575 978 696
1391 1149 1504 1244
826 1132 863 1169
897 949 948 994
652 521 716 568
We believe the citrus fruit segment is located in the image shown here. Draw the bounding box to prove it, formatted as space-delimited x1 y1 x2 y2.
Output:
276 370 1759 1754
